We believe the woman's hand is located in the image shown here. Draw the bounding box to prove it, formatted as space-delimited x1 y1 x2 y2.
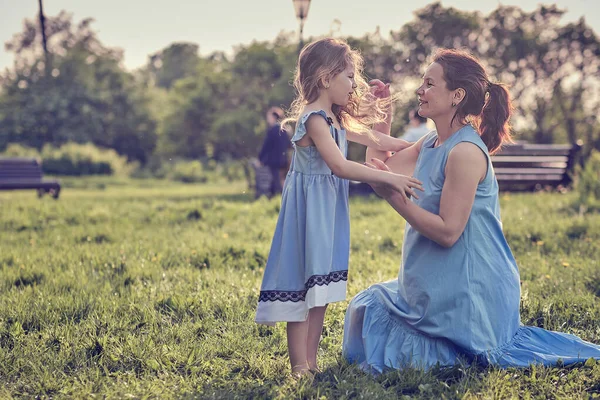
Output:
369 79 391 99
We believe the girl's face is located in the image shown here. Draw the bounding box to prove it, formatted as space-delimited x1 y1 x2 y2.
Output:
327 65 357 106
415 62 455 120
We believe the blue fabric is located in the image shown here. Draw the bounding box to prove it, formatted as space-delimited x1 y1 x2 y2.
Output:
255 110 350 325
343 125 600 372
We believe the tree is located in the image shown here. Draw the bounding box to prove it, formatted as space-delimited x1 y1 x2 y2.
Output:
157 37 298 161
159 77 217 159
146 42 200 89
0 12 157 163
384 3 600 147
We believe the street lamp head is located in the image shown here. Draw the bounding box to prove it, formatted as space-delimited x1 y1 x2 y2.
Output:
293 0 311 21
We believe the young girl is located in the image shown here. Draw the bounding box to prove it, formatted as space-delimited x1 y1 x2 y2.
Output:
255 38 423 377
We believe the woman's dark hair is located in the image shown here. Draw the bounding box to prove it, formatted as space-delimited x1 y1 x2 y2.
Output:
433 49 513 154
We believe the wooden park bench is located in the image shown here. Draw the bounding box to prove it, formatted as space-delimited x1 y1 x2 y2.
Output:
349 141 583 195
491 141 582 191
0 157 61 198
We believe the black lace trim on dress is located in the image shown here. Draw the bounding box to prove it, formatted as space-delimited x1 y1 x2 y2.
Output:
258 270 348 303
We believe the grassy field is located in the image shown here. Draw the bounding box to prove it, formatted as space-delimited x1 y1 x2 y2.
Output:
1 178 600 399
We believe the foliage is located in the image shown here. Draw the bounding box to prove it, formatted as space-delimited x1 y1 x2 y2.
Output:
1 142 133 176
0 12 157 164
575 150 600 211
1 4 599 168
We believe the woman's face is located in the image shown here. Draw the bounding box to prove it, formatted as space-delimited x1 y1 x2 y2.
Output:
415 62 455 120
327 65 357 106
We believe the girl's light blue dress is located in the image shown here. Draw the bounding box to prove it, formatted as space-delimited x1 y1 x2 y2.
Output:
343 125 600 372
256 110 350 325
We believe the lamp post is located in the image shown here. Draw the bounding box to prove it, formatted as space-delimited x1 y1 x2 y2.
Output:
292 0 311 51
38 0 50 75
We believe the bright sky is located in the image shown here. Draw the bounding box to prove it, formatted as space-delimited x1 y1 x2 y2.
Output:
1 0 599 71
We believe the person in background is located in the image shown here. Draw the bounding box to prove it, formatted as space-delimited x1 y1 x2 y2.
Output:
401 107 430 142
258 106 292 196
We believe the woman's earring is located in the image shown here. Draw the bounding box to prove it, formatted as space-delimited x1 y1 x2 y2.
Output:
452 102 456 107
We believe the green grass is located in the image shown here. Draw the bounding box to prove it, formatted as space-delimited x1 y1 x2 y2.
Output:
1 178 600 399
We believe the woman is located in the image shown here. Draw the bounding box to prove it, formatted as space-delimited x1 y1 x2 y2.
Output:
342 48 600 373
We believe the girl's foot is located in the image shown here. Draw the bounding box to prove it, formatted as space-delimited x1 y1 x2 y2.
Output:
290 366 314 380
308 360 321 373
291 363 311 375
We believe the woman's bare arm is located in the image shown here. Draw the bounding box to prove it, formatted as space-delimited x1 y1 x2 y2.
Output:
371 142 487 247
370 134 428 177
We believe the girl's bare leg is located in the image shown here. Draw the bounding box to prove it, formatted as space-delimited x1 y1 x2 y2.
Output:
287 321 310 375
306 306 327 371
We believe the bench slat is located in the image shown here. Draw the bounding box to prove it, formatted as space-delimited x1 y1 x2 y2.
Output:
0 181 59 190
496 174 565 181
496 150 571 156
492 162 567 169
0 175 43 180
497 144 572 156
494 168 566 175
0 170 42 173
0 169 42 173
491 155 568 162
501 143 572 150
0 158 40 163
0 169 42 174
0 164 42 169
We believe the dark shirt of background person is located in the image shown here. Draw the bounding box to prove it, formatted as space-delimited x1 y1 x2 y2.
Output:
259 106 291 196
259 107 291 169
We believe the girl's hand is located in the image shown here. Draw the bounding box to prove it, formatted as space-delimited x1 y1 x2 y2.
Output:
364 162 395 198
369 79 391 99
367 158 423 202
387 173 423 204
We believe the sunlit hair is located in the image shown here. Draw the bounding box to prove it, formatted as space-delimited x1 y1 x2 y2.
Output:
283 38 393 140
433 48 513 155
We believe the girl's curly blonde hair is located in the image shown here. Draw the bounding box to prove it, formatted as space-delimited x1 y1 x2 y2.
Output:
282 38 393 140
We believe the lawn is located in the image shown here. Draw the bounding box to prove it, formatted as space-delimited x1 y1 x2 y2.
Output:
1 178 599 399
